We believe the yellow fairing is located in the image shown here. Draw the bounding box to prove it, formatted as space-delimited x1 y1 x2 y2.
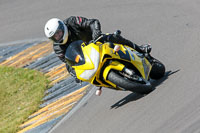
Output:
126 47 152 80
72 43 101 82
72 41 152 88
101 43 152 80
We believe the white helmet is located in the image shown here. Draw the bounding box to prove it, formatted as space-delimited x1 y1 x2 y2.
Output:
44 18 68 45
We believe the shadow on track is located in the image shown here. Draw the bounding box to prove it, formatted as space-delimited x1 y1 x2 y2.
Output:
110 70 180 109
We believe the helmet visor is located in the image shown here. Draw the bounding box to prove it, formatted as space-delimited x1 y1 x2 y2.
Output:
50 21 65 43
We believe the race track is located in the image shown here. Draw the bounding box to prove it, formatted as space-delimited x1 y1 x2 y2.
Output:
1 0 200 133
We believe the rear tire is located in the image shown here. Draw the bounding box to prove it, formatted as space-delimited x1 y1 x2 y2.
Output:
107 70 152 94
150 59 165 80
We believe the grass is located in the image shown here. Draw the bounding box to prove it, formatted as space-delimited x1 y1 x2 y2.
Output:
0 66 50 133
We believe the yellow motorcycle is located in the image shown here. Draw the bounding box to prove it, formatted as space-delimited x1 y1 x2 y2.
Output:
65 35 165 94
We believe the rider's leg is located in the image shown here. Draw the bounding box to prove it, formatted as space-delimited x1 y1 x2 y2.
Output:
106 32 151 54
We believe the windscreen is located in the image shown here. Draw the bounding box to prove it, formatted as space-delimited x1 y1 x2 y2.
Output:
65 40 85 66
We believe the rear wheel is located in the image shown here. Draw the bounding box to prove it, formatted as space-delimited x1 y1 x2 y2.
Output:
149 59 165 80
107 70 152 94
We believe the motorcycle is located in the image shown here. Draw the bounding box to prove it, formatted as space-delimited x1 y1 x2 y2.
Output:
65 33 165 94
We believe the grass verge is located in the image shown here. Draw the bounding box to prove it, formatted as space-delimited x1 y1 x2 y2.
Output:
0 66 50 133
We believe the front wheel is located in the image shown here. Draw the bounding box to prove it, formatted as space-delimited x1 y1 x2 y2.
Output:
107 70 152 94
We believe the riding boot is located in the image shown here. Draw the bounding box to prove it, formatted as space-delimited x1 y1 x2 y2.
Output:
139 44 152 54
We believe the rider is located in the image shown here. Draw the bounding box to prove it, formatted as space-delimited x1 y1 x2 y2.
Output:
44 16 151 94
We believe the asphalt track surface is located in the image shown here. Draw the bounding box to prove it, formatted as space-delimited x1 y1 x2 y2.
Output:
1 0 200 133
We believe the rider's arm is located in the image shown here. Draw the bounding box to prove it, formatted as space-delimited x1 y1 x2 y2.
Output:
53 43 66 63
64 16 102 40
66 63 81 83
53 43 77 77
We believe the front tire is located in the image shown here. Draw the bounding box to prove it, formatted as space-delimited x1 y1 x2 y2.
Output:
107 70 152 94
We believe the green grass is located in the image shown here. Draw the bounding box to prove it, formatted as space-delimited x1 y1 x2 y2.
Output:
0 66 50 133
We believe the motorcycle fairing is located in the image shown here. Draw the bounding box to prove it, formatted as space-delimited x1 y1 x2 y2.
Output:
101 43 152 80
125 47 151 80
79 47 100 80
72 43 102 82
